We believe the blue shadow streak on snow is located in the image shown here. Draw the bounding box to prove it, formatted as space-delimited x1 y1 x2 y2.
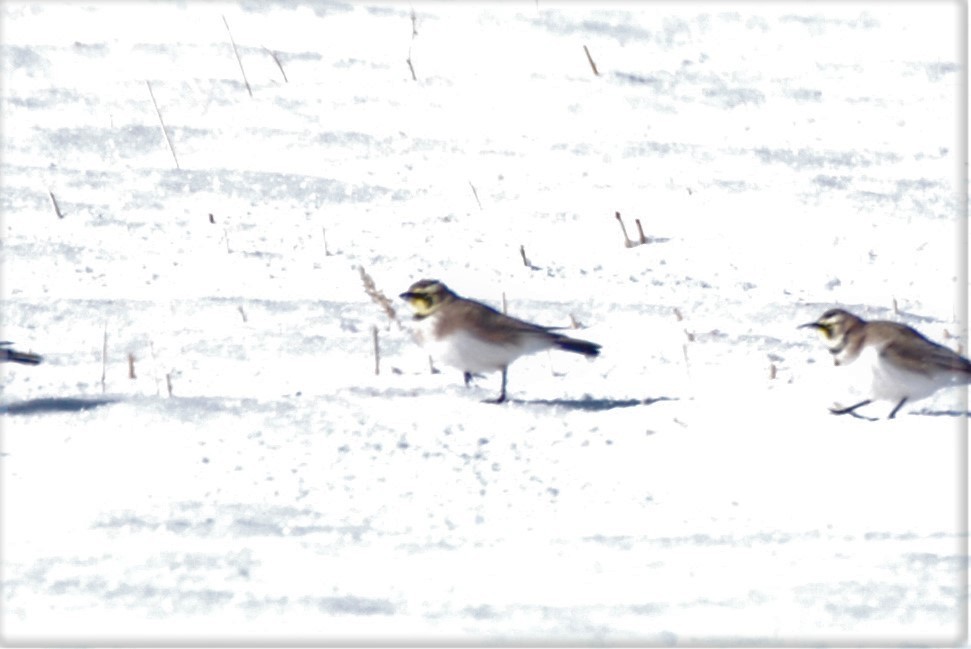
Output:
512 396 677 412
0 396 120 415
915 409 971 418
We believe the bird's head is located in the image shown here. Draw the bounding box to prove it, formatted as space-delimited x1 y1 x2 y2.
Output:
399 279 455 318
799 308 863 349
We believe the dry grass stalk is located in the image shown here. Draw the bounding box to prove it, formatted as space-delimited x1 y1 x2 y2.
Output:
635 218 649 244
223 15 253 97
208 213 215 224
359 266 400 327
322 227 332 256
128 353 136 379
49 191 65 218
238 305 248 322
769 362 777 380
101 321 108 394
372 325 381 375
406 46 418 81
263 45 288 83
892 297 899 315
146 80 180 169
583 45 600 76
166 372 173 397
519 245 531 268
569 313 582 329
673 307 683 322
469 181 482 210
615 211 635 248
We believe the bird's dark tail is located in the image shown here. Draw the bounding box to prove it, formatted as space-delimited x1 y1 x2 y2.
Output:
554 335 601 358
1 347 43 365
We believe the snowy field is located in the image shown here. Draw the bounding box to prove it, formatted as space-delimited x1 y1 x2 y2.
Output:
0 0 967 645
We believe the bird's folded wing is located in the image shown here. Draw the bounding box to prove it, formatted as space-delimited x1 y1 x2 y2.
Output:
881 337 971 376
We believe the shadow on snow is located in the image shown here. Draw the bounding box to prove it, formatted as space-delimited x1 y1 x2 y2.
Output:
914 409 971 418
0 396 120 415
511 396 677 412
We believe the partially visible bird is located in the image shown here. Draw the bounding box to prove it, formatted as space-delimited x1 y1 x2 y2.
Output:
1 342 42 365
800 308 970 419
399 279 601 402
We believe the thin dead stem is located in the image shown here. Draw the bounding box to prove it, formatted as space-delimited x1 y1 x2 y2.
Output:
223 15 253 97
359 266 400 328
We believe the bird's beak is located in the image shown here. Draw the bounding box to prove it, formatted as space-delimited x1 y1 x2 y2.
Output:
399 291 417 301
799 321 823 330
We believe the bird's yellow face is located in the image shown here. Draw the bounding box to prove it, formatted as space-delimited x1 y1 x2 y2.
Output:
399 279 451 318
800 309 854 345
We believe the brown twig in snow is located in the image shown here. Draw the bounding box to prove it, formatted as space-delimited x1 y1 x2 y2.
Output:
359 266 400 327
519 244 532 268
262 45 288 83
615 211 635 248
128 353 136 379
48 191 65 218
635 218 649 244
583 45 600 76
223 15 253 97
469 181 482 210
406 45 418 81
146 80 180 169
372 325 381 375
322 227 332 256
101 321 108 394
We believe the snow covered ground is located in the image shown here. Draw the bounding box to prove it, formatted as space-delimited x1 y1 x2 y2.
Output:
1 0 967 644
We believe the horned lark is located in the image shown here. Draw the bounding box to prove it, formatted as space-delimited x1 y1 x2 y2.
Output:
800 308 971 419
399 279 601 402
0 342 42 365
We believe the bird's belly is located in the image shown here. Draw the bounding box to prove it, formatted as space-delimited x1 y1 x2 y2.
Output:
868 352 945 402
430 330 531 373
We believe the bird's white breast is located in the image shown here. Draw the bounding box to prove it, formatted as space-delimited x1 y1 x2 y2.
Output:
854 345 957 402
414 315 551 374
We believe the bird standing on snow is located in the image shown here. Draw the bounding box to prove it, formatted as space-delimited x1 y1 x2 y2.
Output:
800 308 970 419
399 279 601 403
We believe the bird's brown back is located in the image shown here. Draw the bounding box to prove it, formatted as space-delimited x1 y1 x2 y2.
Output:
867 320 971 376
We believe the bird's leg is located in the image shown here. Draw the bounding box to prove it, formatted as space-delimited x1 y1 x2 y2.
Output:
829 399 874 417
484 368 508 404
887 397 908 419
464 371 473 387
